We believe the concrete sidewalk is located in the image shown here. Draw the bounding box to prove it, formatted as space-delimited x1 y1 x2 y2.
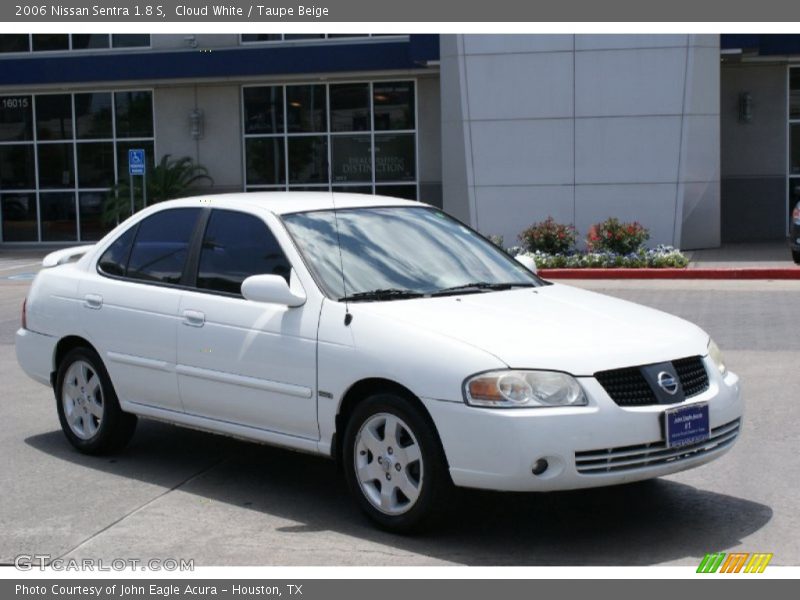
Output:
684 241 795 269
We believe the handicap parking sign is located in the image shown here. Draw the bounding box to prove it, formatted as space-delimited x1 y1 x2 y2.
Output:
128 149 145 176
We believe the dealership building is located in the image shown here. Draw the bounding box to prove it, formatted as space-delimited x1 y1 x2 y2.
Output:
0 33 797 249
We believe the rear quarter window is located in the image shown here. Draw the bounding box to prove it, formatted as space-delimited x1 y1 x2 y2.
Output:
97 226 136 276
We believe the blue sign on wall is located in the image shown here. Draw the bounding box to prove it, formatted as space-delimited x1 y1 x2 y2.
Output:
128 149 145 176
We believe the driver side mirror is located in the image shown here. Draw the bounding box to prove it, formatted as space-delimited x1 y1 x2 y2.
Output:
241 274 306 307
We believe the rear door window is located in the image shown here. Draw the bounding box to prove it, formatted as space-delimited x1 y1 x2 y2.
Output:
196 209 291 295
126 208 200 284
97 226 136 277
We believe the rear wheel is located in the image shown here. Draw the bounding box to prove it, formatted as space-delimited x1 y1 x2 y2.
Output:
343 392 451 532
55 347 136 455
792 250 800 265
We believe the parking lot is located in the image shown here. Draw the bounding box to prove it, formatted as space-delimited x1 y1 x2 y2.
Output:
1 251 798 566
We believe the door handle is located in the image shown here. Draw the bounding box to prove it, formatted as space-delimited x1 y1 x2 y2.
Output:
83 294 103 310
182 309 205 327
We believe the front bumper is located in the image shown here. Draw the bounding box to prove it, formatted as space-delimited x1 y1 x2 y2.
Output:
422 356 742 492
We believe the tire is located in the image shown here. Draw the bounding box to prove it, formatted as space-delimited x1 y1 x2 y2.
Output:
55 347 137 455
793 250 800 265
342 392 452 533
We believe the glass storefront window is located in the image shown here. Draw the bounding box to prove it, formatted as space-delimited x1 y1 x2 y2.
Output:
1 193 37 241
0 95 33 142
246 139 286 186
75 93 113 139
71 34 110 50
36 95 74 140
79 192 112 241
375 185 418 200
375 134 416 182
330 84 370 132
243 87 284 135
288 136 328 184
0 146 35 189
332 135 372 183
791 124 800 176
0 34 149 53
287 85 327 133
111 34 151 48
373 82 415 131
0 90 154 242
241 34 282 43
40 192 77 241
37 144 74 189
32 35 69 52
0 35 30 53
77 143 115 188
115 91 154 138
243 80 417 198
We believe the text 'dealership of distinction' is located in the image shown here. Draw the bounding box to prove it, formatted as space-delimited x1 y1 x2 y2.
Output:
14 4 331 19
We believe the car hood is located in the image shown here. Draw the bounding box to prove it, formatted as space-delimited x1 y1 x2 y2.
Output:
353 283 709 375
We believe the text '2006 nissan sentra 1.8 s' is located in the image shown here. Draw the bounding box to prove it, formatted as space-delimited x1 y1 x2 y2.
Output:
16 192 742 531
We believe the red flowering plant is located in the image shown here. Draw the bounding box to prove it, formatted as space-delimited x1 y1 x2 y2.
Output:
586 217 649 255
519 217 578 255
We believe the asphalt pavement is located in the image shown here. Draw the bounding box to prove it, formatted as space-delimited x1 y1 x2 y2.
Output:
1 254 797 566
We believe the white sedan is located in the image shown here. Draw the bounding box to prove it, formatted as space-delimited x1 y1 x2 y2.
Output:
16 193 743 531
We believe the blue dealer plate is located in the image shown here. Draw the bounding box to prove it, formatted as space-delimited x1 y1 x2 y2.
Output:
665 403 710 448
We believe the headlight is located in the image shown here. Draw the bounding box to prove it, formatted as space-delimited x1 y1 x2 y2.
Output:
464 370 587 408
708 339 728 375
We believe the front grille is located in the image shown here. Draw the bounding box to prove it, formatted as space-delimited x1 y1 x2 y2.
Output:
575 418 740 475
595 367 656 406
595 355 710 406
673 356 710 397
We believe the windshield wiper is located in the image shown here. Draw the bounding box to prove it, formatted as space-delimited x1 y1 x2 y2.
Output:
343 288 426 302
431 281 537 296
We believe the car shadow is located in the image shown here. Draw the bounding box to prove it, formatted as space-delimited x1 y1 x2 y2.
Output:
25 420 772 566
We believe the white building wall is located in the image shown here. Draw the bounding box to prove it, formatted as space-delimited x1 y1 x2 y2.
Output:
154 84 244 194
441 34 721 250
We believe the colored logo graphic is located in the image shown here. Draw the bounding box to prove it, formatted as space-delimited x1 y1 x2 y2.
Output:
697 552 773 573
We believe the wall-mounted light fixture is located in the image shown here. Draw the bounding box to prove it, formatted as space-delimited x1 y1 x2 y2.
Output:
190 108 204 140
738 92 753 124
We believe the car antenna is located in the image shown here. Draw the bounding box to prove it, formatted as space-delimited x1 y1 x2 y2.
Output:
331 192 353 326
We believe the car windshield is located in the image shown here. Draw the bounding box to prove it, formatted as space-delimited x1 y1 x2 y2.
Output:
282 206 541 300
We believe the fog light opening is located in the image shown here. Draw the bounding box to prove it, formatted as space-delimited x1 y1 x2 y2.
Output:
532 458 549 476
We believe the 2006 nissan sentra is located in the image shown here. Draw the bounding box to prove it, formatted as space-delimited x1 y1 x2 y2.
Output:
16 192 743 531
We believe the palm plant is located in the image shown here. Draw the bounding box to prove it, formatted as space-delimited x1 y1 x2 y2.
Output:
103 154 213 225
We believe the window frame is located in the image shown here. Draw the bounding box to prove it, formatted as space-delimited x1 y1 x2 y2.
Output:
96 207 206 291
193 208 294 298
0 88 155 243
0 34 151 56
96 207 297 300
240 78 419 201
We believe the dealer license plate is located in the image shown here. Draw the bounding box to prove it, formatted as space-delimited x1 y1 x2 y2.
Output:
664 403 709 448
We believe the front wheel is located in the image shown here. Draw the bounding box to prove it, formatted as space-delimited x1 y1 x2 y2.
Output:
343 393 451 532
55 347 137 455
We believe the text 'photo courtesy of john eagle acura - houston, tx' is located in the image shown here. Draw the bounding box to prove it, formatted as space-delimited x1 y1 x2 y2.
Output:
15 191 742 531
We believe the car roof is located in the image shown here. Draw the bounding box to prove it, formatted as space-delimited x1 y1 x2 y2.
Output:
148 191 425 216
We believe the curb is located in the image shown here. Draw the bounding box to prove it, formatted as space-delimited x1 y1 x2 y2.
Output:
538 267 800 279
